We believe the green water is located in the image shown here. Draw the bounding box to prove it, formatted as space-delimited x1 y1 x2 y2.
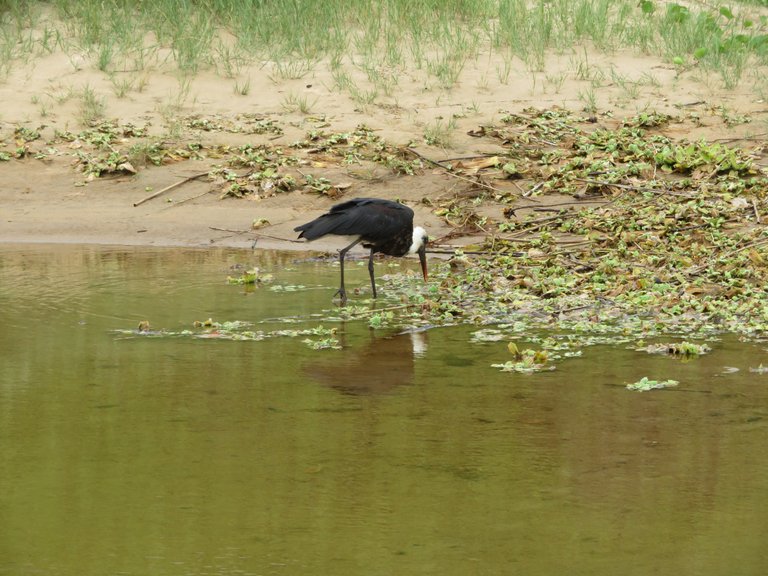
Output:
1 244 767 576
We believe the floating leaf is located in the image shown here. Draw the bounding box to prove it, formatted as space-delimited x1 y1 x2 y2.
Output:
493 346 551 373
637 341 711 357
470 329 505 342
302 337 342 350
227 268 273 285
626 377 679 391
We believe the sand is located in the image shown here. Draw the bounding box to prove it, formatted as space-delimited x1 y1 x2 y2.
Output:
2 22 767 251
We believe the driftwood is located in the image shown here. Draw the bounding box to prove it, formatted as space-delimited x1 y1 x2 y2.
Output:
133 171 208 207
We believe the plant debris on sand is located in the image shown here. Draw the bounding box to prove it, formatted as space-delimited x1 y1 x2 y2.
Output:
267 107 766 341
425 107 768 337
4 106 768 338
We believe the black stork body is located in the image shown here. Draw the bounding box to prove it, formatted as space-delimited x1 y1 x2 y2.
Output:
294 198 428 303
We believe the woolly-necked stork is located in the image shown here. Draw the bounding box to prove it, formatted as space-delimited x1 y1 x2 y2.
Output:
294 197 428 303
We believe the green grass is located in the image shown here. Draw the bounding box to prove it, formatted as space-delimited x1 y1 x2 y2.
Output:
577 86 598 113
78 84 105 126
349 84 378 106
268 59 316 81
110 74 134 98
233 76 251 96
424 116 458 148
0 0 767 97
281 92 316 114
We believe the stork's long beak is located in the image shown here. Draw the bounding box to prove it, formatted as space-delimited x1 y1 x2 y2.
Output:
418 244 428 282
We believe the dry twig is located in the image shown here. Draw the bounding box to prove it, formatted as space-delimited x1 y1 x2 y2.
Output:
133 171 208 207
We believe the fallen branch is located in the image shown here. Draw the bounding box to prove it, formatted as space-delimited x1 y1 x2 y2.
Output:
207 229 307 243
345 303 419 317
253 232 305 244
500 214 564 239
532 199 608 211
686 237 768 275
168 188 213 207
524 181 545 197
209 226 250 235
407 147 540 206
438 153 506 162
406 149 451 170
713 131 768 144
133 171 208 207
572 178 662 194
425 248 524 256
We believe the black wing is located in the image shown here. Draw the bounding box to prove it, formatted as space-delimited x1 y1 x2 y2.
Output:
295 198 414 245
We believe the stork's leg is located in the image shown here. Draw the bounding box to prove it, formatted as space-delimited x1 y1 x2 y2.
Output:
368 248 377 298
336 237 363 304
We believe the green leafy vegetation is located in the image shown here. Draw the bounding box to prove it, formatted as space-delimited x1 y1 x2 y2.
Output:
226 267 273 286
1 1 767 95
285 109 767 346
115 319 338 344
627 377 680 391
491 342 552 373
637 341 712 356
8 102 768 362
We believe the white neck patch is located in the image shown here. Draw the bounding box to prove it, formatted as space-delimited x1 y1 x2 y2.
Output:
408 226 427 254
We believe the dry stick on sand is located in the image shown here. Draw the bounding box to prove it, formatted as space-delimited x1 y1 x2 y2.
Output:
213 228 500 255
133 172 209 207
713 131 768 144
167 188 213 207
572 178 664 194
438 153 508 162
209 226 251 235
209 229 308 247
687 237 768 276
407 148 540 206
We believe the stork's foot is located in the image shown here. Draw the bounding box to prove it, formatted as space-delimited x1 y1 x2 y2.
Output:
333 287 349 305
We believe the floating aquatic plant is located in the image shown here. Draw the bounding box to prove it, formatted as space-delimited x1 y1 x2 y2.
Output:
636 341 712 357
60 105 768 352
491 342 553 374
226 267 273 285
302 337 342 350
626 377 680 391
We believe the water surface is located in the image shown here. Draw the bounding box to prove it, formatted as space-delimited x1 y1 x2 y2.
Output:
1 244 767 575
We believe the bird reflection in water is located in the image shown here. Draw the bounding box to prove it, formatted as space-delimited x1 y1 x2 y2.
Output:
304 330 428 395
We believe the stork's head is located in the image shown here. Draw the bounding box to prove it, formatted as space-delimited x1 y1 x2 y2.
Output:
408 226 428 282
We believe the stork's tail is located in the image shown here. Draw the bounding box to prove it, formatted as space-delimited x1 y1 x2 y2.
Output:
294 212 344 241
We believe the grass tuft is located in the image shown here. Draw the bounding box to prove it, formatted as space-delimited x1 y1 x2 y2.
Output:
0 0 765 101
423 116 457 149
281 92 316 114
233 76 251 96
78 84 106 126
